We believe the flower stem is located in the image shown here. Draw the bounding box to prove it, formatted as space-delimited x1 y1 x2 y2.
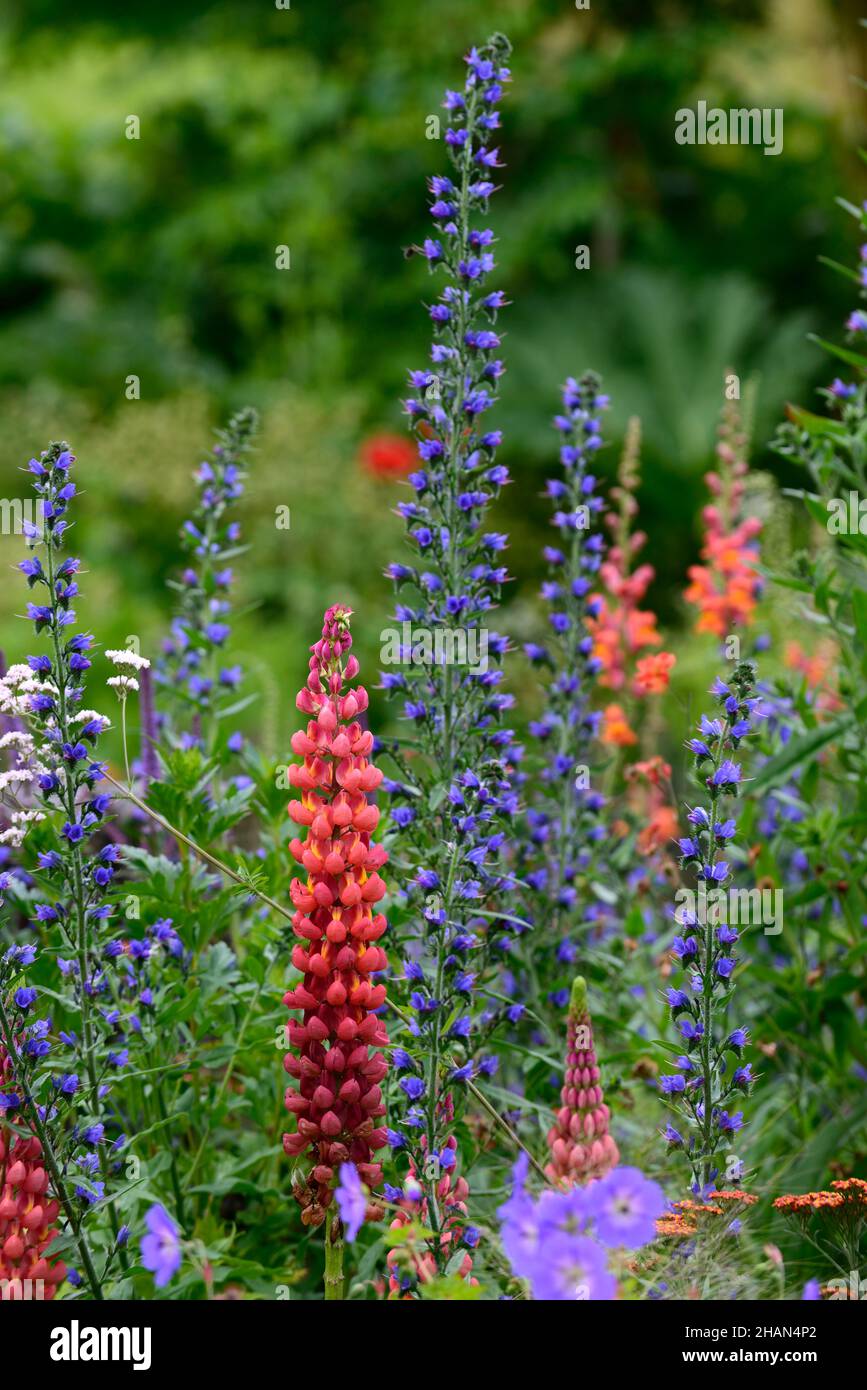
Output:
120 693 132 787
324 1216 344 1300
102 771 294 924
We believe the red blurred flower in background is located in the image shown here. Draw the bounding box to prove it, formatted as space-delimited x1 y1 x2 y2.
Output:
360 433 416 478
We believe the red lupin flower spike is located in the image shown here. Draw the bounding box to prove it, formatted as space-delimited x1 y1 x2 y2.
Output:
0 1046 66 1299
282 606 390 1230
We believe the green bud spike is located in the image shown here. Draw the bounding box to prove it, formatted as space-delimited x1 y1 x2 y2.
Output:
569 975 588 1019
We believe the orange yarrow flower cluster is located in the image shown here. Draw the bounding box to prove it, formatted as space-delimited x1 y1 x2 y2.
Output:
282 605 390 1227
830 1177 867 1201
655 1212 697 1239
685 393 762 637
774 1179 867 1220
772 1177 867 1271
655 1189 756 1240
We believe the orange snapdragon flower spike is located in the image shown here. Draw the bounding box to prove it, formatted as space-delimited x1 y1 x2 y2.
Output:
785 641 829 688
282 606 390 1228
784 639 843 713
626 758 678 856
684 394 763 637
629 756 671 788
589 417 675 794
685 514 763 636
590 556 667 687
634 651 676 695
601 702 638 748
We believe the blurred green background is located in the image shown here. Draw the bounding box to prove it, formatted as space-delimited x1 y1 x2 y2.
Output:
0 0 864 754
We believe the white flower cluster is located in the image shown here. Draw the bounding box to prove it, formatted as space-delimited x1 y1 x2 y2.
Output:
0 664 56 719
0 807 45 848
105 650 151 671
0 671 59 851
107 675 140 696
0 766 36 793
105 650 150 699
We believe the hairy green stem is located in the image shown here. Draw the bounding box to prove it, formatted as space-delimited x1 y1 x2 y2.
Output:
323 1217 344 1300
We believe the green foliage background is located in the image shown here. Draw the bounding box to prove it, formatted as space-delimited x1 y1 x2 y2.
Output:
0 0 864 748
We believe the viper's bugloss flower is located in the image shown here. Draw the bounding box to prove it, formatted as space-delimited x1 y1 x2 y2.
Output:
661 660 759 1187
521 372 611 993
8 447 116 980
283 606 389 1230
380 32 517 1232
386 1134 476 1297
3 441 156 1270
546 977 619 1186
156 407 257 753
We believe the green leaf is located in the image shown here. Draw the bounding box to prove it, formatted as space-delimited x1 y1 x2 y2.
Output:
786 404 848 438
808 335 867 373
853 588 867 645
817 255 862 285
748 714 855 795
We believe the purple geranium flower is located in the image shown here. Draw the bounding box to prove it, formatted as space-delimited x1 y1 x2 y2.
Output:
587 1167 666 1250
335 1163 367 1243
528 1233 617 1301
140 1203 181 1288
